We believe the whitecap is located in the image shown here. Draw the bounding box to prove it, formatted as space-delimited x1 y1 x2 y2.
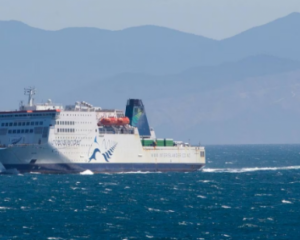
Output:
0 206 10 209
105 182 118 186
148 208 161 212
197 195 207 199
221 205 231 209
203 165 300 173
178 221 187 225
198 180 214 183
146 236 154 238
80 170 94 175
255 194 272 196
117 171 159 174
239 223 258 228
282 200 292 204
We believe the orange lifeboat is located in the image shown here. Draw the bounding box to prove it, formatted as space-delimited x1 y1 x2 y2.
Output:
116 117 130 126
98 117 129 126
98 117 117 126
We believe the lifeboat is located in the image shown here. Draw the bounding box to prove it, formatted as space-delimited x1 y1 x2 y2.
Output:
116 117 130 126
98 117 130 126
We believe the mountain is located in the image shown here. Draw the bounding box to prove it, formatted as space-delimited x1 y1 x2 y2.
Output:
30 55 299 144
0 20 216 79
1 12 300 80
2 14 300 143
214 12 300 64
58 54 300 105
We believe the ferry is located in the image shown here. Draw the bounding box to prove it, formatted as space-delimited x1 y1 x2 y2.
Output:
0 88 205 173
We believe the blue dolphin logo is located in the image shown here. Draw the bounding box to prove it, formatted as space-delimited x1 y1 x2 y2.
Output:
89 148 101 162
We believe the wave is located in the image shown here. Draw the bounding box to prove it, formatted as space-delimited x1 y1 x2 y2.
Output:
116 171 162 174
79 170 94 175
203 166 300 173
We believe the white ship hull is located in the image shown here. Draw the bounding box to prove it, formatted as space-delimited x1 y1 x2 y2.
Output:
0 133 205 173
0 92 205 174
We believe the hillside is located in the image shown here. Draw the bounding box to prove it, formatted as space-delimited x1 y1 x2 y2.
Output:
2 13 300 143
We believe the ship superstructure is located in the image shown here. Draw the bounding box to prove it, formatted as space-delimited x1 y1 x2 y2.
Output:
0 88 205 173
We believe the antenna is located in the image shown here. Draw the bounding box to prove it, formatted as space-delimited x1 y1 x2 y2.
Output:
24 87 36 106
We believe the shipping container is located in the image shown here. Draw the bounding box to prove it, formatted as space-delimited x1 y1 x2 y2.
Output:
156 138 164 147
164 138 174 146
141 139 154 146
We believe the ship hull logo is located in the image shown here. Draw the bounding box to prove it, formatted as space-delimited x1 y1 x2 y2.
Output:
89 137 117 162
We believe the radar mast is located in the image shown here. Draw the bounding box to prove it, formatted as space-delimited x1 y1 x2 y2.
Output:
24 87 36 106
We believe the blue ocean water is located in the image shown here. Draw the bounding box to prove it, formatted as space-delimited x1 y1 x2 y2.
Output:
1 145 300 239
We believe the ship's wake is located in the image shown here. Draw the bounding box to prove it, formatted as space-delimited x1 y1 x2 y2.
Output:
203 166 300 173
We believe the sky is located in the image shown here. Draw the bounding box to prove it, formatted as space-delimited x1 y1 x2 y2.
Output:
0 0 300 39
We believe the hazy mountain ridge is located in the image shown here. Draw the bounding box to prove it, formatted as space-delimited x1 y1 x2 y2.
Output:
1 13 300 143
1 12 300 77
63 55 300 144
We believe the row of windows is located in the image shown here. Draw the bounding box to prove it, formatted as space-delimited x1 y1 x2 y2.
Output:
54 137 93 140
56 121 75 125
57 128 75 133
8 129 34 134
0 113 55 118
61 114 92 117
1 121 43 127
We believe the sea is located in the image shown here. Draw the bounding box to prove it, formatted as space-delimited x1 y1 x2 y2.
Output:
1 144 300 239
